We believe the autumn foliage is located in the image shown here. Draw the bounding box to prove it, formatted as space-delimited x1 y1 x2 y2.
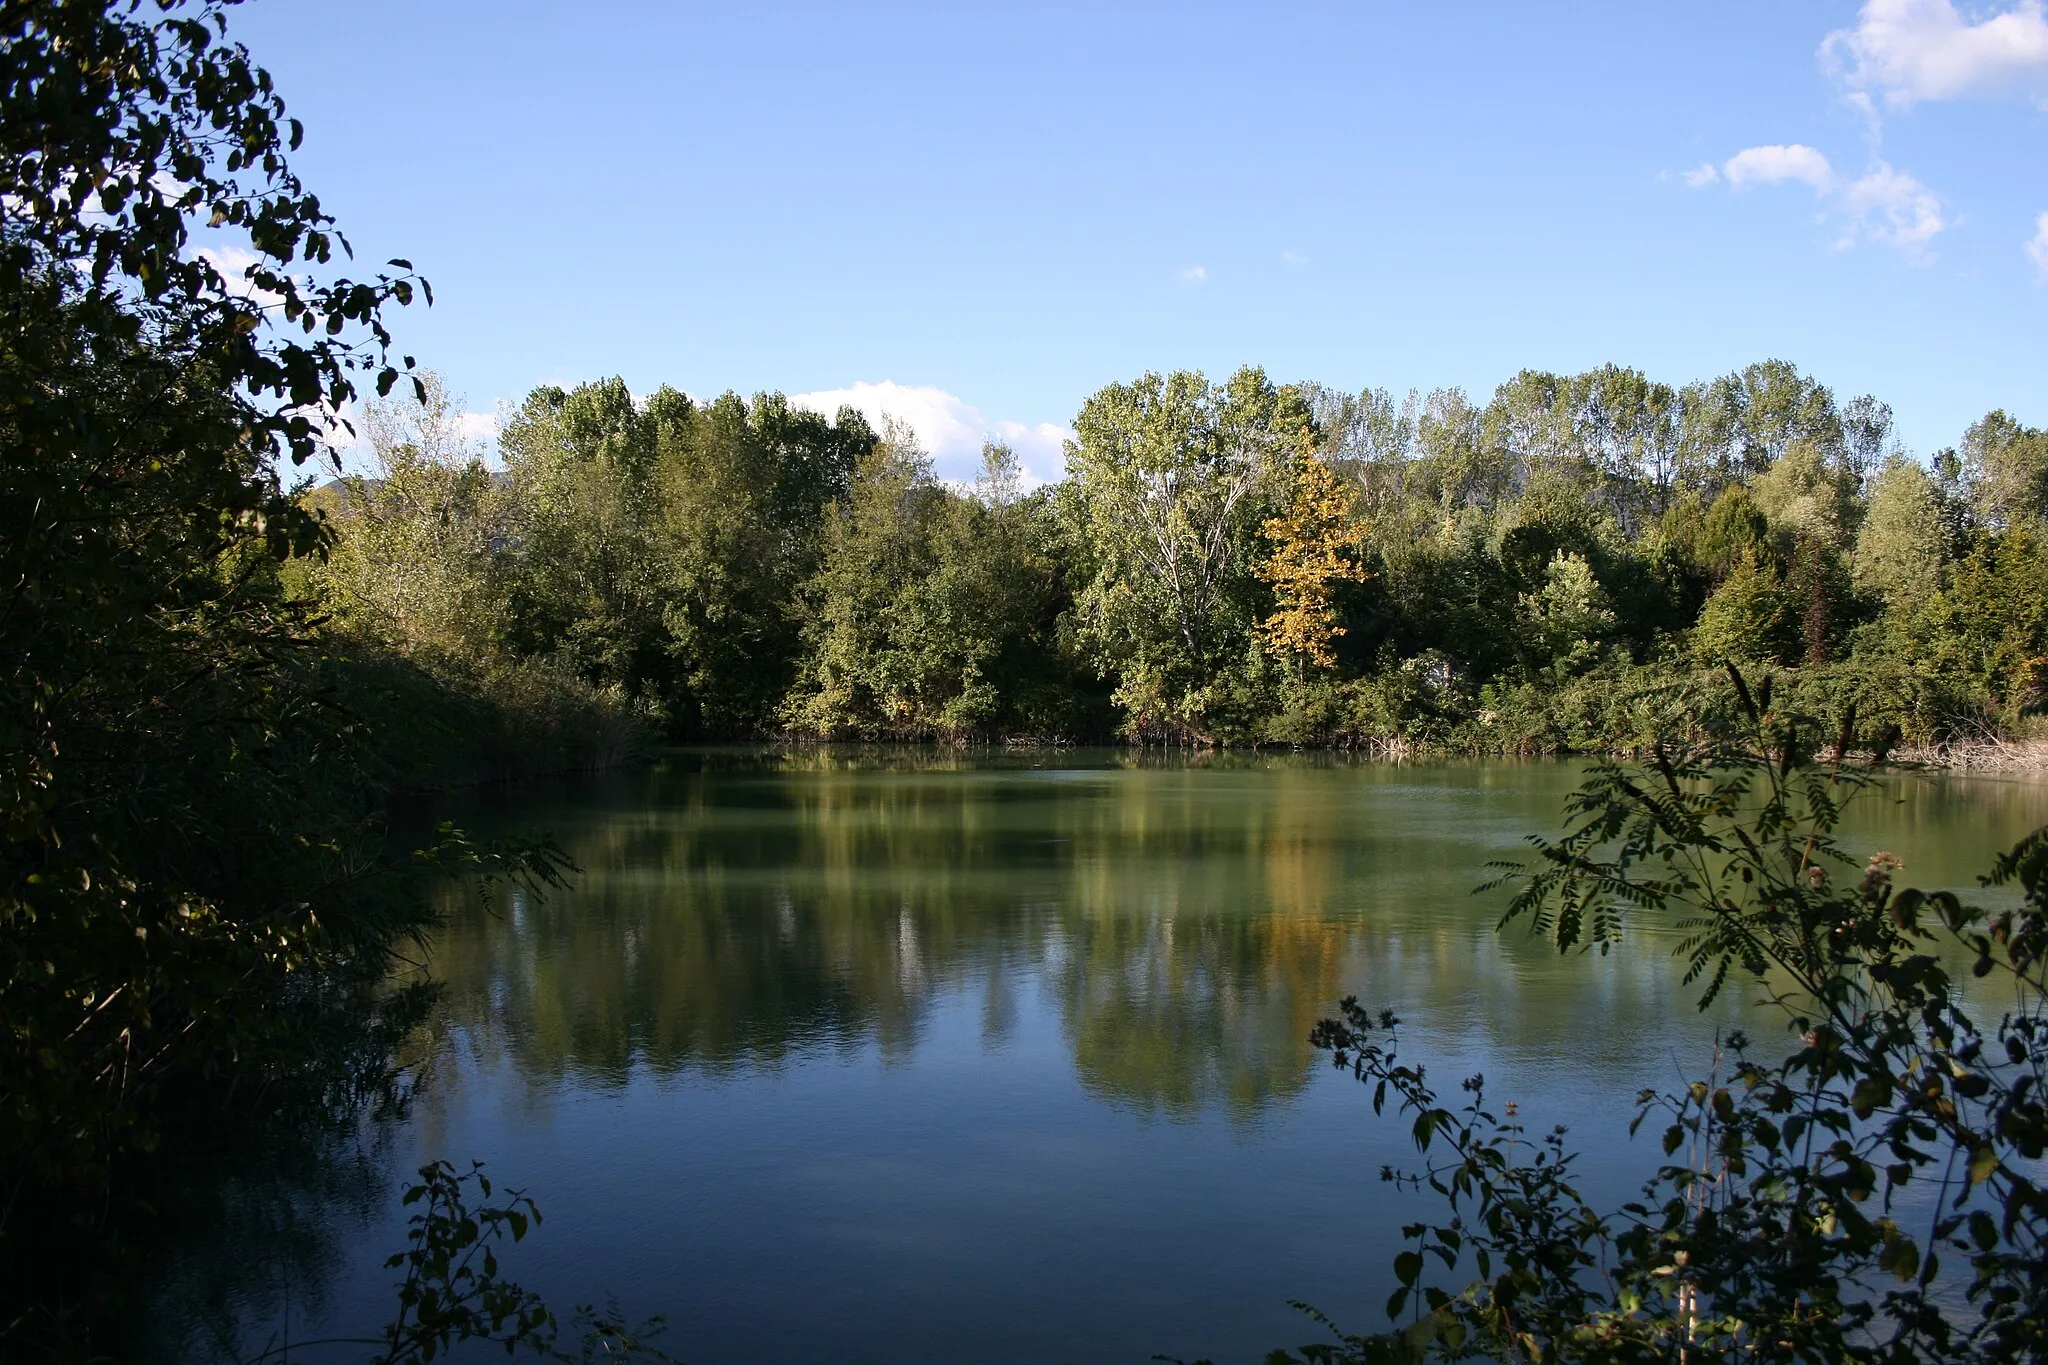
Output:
1256 450 1371 669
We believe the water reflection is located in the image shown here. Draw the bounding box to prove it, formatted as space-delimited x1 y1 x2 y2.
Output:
422 753 2048 1125
155 752 2048 1365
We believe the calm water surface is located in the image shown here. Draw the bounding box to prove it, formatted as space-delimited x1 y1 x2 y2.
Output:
158 751 2048 1363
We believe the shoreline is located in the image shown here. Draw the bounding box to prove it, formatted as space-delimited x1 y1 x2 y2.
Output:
653 734 2048 774
1893 738 2048 773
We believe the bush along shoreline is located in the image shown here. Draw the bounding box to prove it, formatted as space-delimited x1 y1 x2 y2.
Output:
1222 673 2048 1365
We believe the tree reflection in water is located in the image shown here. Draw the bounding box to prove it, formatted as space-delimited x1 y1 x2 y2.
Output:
410 751 2048 1129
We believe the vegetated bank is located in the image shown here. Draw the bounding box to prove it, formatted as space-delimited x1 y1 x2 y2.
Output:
316 362 2048 757
1246 685 2048 1365
0 3 637 1359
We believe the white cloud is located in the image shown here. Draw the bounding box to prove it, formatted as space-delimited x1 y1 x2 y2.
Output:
1280 250 1309 266
2029 211 2048 276
1177 264 1209 284
990 420 1074 483
314 388 499 478
316 397 361 447
1701 144 1946 257
1823 0 2048 106
454 409 499 447
788 380 1073 485
195 244 287 311
790 381 984 458
1722 144 1838 192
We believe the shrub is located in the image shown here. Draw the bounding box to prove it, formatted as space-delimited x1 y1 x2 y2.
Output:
1255 672 2048 1364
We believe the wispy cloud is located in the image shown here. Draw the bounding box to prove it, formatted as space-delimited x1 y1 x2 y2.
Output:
1176 264 1209 285
2029 212 2048 277
1834 162 1948 252
1691 143 1946 257
787 380 1072 484
1280 250 1308 266
1823 0 2048 107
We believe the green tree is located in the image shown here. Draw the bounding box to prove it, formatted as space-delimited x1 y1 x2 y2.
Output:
496 382 872 736
1959 410 2048 532
651 390 873 735
785 434 1068 739
1563 364 1681 530
1311 383 1417 517
782 423 959 736
1841 393 1897 486
314 372 512 663
1851 458 1947 612
498 378 673 713
1674 360 1844 487
1751 438 1858 551
1930 527 2048 728
1065 367 1309 737
1409 388 1504 513
1691 483 1776 581
1694 550 1799 665
1479 366 1682 533
1515 550 1616 676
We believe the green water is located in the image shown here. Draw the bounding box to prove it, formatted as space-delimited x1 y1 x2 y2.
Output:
156 751 2048 1363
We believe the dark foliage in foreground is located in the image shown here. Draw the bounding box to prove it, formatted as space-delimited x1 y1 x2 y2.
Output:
0 1 589 1355
1240 674 2048 1363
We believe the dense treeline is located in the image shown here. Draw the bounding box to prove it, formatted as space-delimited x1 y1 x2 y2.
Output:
310 375 878 742
321 360 2048 751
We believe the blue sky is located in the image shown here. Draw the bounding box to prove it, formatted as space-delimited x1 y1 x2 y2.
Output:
232 0 2048 481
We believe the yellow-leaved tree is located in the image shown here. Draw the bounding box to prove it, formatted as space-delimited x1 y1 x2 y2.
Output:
1256 450 1371 670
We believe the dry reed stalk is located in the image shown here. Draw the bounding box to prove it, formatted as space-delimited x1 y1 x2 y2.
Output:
1892 737 2048 773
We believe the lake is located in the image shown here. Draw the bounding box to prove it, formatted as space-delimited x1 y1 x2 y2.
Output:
150 750 2048 1363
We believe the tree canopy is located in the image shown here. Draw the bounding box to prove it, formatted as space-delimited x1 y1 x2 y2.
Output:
316 357 2047 754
